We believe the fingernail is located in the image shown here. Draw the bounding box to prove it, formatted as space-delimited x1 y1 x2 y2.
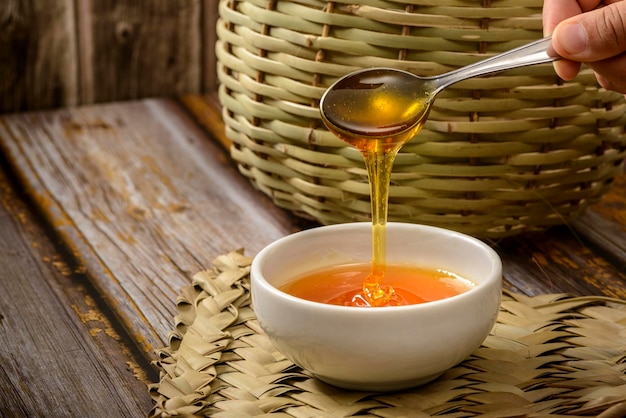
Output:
558 23 588 55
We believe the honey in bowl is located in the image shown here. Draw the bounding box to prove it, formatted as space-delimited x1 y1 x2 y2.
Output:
280 263 475 307
320 68 433 306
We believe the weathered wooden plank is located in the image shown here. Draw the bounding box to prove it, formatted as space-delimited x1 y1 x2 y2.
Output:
497 166 626 298
76 0 203 104
0 1 221 113
0 166 154 417
0 99 311 356
497 225 626 298
0 0 78 112
571 171 626 270
179 93 231 149
202 0 219 93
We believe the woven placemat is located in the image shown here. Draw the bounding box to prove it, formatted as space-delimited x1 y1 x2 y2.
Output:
148 251 626 417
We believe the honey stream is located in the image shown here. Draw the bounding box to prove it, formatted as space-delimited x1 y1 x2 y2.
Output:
320 69 431 306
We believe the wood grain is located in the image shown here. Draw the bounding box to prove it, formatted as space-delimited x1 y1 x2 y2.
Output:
572 171 626 270
202 0 219 93
0 0 78 112
0 164 153 417
0 99 311 355
0 1 221 113
497 225 626 298
179 93 230 149
497 167 626 298
77 0 202 104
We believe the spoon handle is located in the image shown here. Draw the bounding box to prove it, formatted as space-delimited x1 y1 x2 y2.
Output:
431 36 559 95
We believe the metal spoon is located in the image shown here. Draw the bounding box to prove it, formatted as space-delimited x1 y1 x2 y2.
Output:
319 36 559 142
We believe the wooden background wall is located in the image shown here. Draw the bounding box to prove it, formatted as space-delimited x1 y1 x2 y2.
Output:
0 0 218 113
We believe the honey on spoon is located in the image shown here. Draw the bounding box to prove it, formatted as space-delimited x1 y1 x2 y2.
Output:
317 37 559 307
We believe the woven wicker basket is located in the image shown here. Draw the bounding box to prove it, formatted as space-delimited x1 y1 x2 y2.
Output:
216 0 626 238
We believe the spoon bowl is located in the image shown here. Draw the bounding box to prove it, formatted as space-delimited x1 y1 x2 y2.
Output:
320 37 559 141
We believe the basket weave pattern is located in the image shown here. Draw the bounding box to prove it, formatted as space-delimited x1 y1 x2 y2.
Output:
216 0 626 237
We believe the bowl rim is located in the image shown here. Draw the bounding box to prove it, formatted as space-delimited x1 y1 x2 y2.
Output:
251 222 502 313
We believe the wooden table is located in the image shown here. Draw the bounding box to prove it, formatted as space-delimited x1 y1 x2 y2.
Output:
0 96 624 417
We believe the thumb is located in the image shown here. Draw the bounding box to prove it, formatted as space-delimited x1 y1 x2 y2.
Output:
552 2 626 63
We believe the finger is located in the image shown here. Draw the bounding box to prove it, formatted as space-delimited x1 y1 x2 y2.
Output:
543 0 579 35
594 73 626 94
543 0 581 35
553 60 583 80
543 0 603 79
588 53 626 93
542 0 603 35
552 2 626 62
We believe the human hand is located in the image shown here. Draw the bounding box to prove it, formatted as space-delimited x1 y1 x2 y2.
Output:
543 0 626 93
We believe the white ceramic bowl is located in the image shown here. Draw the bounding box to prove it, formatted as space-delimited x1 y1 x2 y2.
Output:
251 222 502 391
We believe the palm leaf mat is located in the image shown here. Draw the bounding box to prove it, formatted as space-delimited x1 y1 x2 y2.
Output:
148 251 626 417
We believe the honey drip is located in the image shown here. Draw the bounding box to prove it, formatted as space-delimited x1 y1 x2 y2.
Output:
320 69 431 307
